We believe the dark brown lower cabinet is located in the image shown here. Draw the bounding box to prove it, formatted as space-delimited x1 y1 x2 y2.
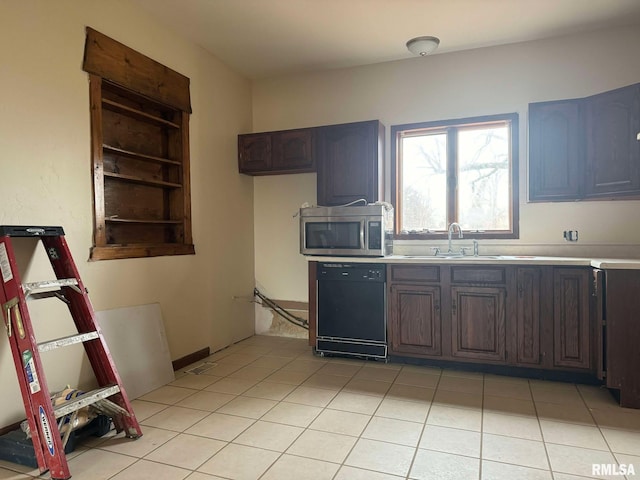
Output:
515 267 543 366
553 268 591 370
389 284 441 356
596 269 640 408
310 261 639 408
451 286 506 362
387 264 593 373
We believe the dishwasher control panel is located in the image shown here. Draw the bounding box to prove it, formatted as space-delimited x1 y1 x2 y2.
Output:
318 263 386 282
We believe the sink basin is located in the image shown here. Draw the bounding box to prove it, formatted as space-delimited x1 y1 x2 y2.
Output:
401 255 502 260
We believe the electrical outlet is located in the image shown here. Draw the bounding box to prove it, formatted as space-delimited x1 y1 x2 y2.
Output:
563 230 579 242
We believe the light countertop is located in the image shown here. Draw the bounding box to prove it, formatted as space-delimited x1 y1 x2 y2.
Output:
306 255 640 269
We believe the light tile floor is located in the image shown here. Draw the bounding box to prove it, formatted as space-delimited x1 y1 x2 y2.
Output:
1 335 640 479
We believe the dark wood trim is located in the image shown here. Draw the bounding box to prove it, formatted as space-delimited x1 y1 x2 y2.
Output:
390 124 401 234
90 243 195 261
172 347 210 371
0 420 23 437
83 27 192 113
180 111 193 245
89 74 106 248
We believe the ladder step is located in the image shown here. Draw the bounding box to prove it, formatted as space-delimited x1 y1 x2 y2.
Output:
38 332 100 352
53 385 121 419
22 279 80 298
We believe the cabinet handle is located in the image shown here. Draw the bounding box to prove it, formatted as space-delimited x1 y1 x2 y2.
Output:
518 285 524 297
451 299 456 315
434 301 440 312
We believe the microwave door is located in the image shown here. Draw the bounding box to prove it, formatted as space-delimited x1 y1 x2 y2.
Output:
303 218 365 255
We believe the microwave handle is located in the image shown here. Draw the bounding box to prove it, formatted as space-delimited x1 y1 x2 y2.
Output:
361 220 366 249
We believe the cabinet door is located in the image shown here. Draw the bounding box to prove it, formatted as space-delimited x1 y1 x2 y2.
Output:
238 133 271 174
585 84 640 197
272 129 315 172
317 120 382 206
515 268 542 365
604 269 640 408
553 268 590 369
389 284 441 357
451 286 506 362
528 100 583 201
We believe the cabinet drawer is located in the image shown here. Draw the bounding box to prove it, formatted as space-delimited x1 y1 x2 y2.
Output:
389 265 440 283
451 267 505 284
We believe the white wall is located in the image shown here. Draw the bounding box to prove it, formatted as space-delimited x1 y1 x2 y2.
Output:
252 25 640 302
0 0 253 427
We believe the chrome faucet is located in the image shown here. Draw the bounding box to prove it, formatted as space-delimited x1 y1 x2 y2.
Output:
447 222 463 254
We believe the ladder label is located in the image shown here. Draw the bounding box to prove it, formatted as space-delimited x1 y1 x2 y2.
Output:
0 243 13 283
38 405 55 456
22 350 41 394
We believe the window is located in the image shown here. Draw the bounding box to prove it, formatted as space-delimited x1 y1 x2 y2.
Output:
83 28 194 260
391 113 519 239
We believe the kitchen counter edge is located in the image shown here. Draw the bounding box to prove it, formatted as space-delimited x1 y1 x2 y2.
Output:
305 255 640 269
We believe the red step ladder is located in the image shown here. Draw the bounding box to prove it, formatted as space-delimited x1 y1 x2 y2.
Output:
0 226 142 479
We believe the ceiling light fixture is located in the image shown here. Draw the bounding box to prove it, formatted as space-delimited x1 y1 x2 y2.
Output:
406 36 440 56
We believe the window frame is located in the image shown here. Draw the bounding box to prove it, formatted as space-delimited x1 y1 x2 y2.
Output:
391 113 519 240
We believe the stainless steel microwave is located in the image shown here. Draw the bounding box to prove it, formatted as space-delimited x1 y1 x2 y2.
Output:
300 204 393 257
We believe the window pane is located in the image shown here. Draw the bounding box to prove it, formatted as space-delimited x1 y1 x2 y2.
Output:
457 125 510 230
400 133 447 232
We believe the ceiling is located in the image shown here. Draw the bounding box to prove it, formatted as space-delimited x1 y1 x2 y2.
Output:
132 0 640 80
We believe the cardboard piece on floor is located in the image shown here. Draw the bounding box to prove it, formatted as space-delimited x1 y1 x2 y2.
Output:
96 303 175 399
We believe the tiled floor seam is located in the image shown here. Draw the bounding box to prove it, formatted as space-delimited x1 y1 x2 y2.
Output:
576 382 625 463
529 378 557 480
478 372 485 480
404 369 442 480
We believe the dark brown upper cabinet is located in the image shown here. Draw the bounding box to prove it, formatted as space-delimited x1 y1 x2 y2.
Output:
529 100 583 201
83 28 194 260
529 83 640 202
238 128 316 175
238 133 272 173
316 120 384 206
585 84 640 198
237 120 385 207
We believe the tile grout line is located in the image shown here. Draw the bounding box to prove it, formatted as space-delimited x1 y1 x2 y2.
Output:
256 353 367 479
403 367 443 480
44 337 640 480
529 378 556 480
478 372 485 480
575 383 628 480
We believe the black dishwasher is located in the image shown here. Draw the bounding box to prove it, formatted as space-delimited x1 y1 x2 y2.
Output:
316 263 387 359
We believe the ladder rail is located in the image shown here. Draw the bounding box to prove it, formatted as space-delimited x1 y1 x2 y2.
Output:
42 235 142 438
0 228 143 479
0 237 67 478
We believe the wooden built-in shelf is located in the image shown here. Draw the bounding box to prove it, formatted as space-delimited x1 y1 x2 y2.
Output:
106 218 183 224
103 145 182 166
103 172 182 188
84 27 193 261
91 243 195 261
102 98 180 128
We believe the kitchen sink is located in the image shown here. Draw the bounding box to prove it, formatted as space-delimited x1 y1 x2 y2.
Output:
401 255 503 260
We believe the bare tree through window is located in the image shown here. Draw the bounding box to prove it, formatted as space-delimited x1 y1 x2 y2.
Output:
393 114 518 238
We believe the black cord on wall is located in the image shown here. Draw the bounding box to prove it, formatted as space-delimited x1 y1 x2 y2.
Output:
254 288 309 330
